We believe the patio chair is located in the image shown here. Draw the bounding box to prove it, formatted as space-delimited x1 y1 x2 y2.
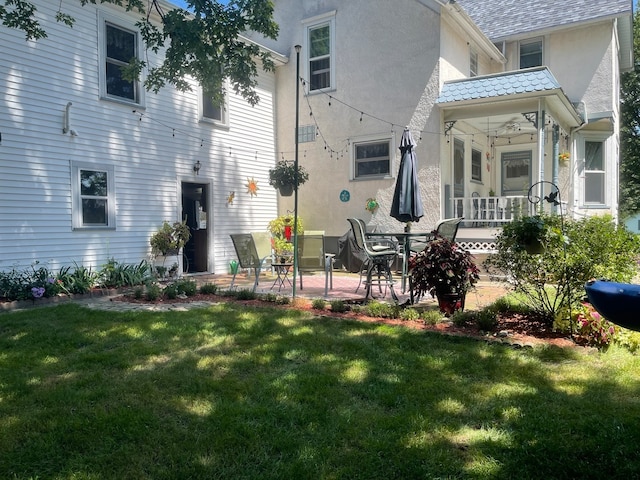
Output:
251 231 274 275
347 218 399 302
229 233 264 292
409 217 464 253
296 230 335 296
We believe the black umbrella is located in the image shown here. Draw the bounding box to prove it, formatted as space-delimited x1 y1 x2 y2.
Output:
390 128 424 224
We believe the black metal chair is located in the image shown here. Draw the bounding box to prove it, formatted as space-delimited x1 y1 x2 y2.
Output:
347 218 399 302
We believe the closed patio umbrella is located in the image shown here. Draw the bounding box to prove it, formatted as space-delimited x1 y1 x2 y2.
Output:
390 128 424 224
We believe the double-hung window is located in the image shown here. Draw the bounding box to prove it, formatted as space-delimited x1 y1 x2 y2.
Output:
98 12 143 104
201 85 228 127
353 139 391 179
584 140 605 205
71 162 116 230
304 12 335 92
519 38 543 69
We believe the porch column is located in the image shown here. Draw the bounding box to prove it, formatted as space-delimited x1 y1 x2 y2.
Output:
552 124 560 214
537 100 546 212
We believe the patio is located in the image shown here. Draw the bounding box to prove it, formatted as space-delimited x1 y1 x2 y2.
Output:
188 269 509 311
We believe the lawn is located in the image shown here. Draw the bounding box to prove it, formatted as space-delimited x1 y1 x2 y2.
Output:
1 303 640 479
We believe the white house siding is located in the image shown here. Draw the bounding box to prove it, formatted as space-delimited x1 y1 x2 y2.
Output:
0 1 278 274
269 0 445 236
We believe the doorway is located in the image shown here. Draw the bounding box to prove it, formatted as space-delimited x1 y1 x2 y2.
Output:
181 182 209 273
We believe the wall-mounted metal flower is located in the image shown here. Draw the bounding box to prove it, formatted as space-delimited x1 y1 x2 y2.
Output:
226 191 235 205
245 178 259 197
365 198 379 214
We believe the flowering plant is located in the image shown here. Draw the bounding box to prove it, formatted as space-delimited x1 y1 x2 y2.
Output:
573 302 617 349
558 151 570 165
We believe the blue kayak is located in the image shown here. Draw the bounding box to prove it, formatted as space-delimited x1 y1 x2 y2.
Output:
584 280 640 332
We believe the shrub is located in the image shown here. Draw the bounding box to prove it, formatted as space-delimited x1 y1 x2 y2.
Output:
145 283 162 301
275 295 290 305
199 283 218 295
365 301 399 318
134 287 144 299
476 309 498 331
236 289 258 300
485 214 640 325
399 307 420 321
422 309 443 325
263 292 278 303
311 298 326 310
330 299 348 313
451 310 474 327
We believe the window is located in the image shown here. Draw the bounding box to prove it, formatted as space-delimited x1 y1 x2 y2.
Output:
298 125 316 143
201 86 228 126
304 12 335 92
519 39 543 69
470 49 478 77
71 162 116 230
584 141 605 204
471 148 482 182
501 150 531 195
354 140 391 179
98 12 142 104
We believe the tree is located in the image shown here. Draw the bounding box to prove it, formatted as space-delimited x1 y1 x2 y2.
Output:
620 10 640 218
0 0 279 106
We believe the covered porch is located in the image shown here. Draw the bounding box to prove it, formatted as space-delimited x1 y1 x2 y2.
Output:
436 67 584 245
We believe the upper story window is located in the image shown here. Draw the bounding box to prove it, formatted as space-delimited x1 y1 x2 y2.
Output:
201 86 228 127
584 140 605 205
470 49 478 77
98 12 143 105
519 38 543 69
71 162 116 230
304 12 335 92
353 139 391 179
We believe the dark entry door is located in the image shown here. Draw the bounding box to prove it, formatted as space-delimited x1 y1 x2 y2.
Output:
181 182 208 273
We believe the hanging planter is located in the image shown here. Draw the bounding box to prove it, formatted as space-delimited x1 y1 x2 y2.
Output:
510 215 547 255
268 160 309 196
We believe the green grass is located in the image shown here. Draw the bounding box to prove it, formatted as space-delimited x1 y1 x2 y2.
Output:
2 303 640 479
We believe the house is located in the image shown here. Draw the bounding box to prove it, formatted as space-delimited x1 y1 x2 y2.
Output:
262 0 633 252
0 0 284 275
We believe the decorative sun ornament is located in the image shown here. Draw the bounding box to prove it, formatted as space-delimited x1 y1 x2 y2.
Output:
245 178 259 197
226 191 235 205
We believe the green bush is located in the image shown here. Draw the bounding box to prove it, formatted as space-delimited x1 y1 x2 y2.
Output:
451 310 474 327
329 299 347 313
263 292 278 303
476 309 498 331
311 298 326 310
399 307 420 321
236 289 258 300
421 310 443 325
365 301 399 318
485 214 640 325
199 283 218 295
145 283 162 301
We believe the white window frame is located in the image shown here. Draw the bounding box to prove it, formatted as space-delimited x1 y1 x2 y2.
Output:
470 48 478 77
303 11 336 93
578 134 609 207
519 37 543 69
298 124 316 143
199 82 229 127
71 161 116 230
351 135 393 180
97 10 145 106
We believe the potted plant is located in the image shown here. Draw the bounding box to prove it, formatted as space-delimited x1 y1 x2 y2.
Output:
268 214 304 261
150 220 191 275
409 234 480 315
507 215 547 254
268 160 309 196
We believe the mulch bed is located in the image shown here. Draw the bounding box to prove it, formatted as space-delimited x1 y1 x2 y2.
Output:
112 292 580 349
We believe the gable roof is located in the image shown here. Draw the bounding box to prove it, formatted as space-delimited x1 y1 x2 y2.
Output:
455 0 632 41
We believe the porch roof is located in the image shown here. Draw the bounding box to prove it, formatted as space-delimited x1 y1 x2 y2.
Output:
436 67 584 133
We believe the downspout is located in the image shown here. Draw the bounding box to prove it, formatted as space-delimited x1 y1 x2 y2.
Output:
552 124 560 214
537 100 546 214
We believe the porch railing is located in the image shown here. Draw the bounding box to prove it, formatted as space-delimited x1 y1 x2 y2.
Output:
452 196 530 227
